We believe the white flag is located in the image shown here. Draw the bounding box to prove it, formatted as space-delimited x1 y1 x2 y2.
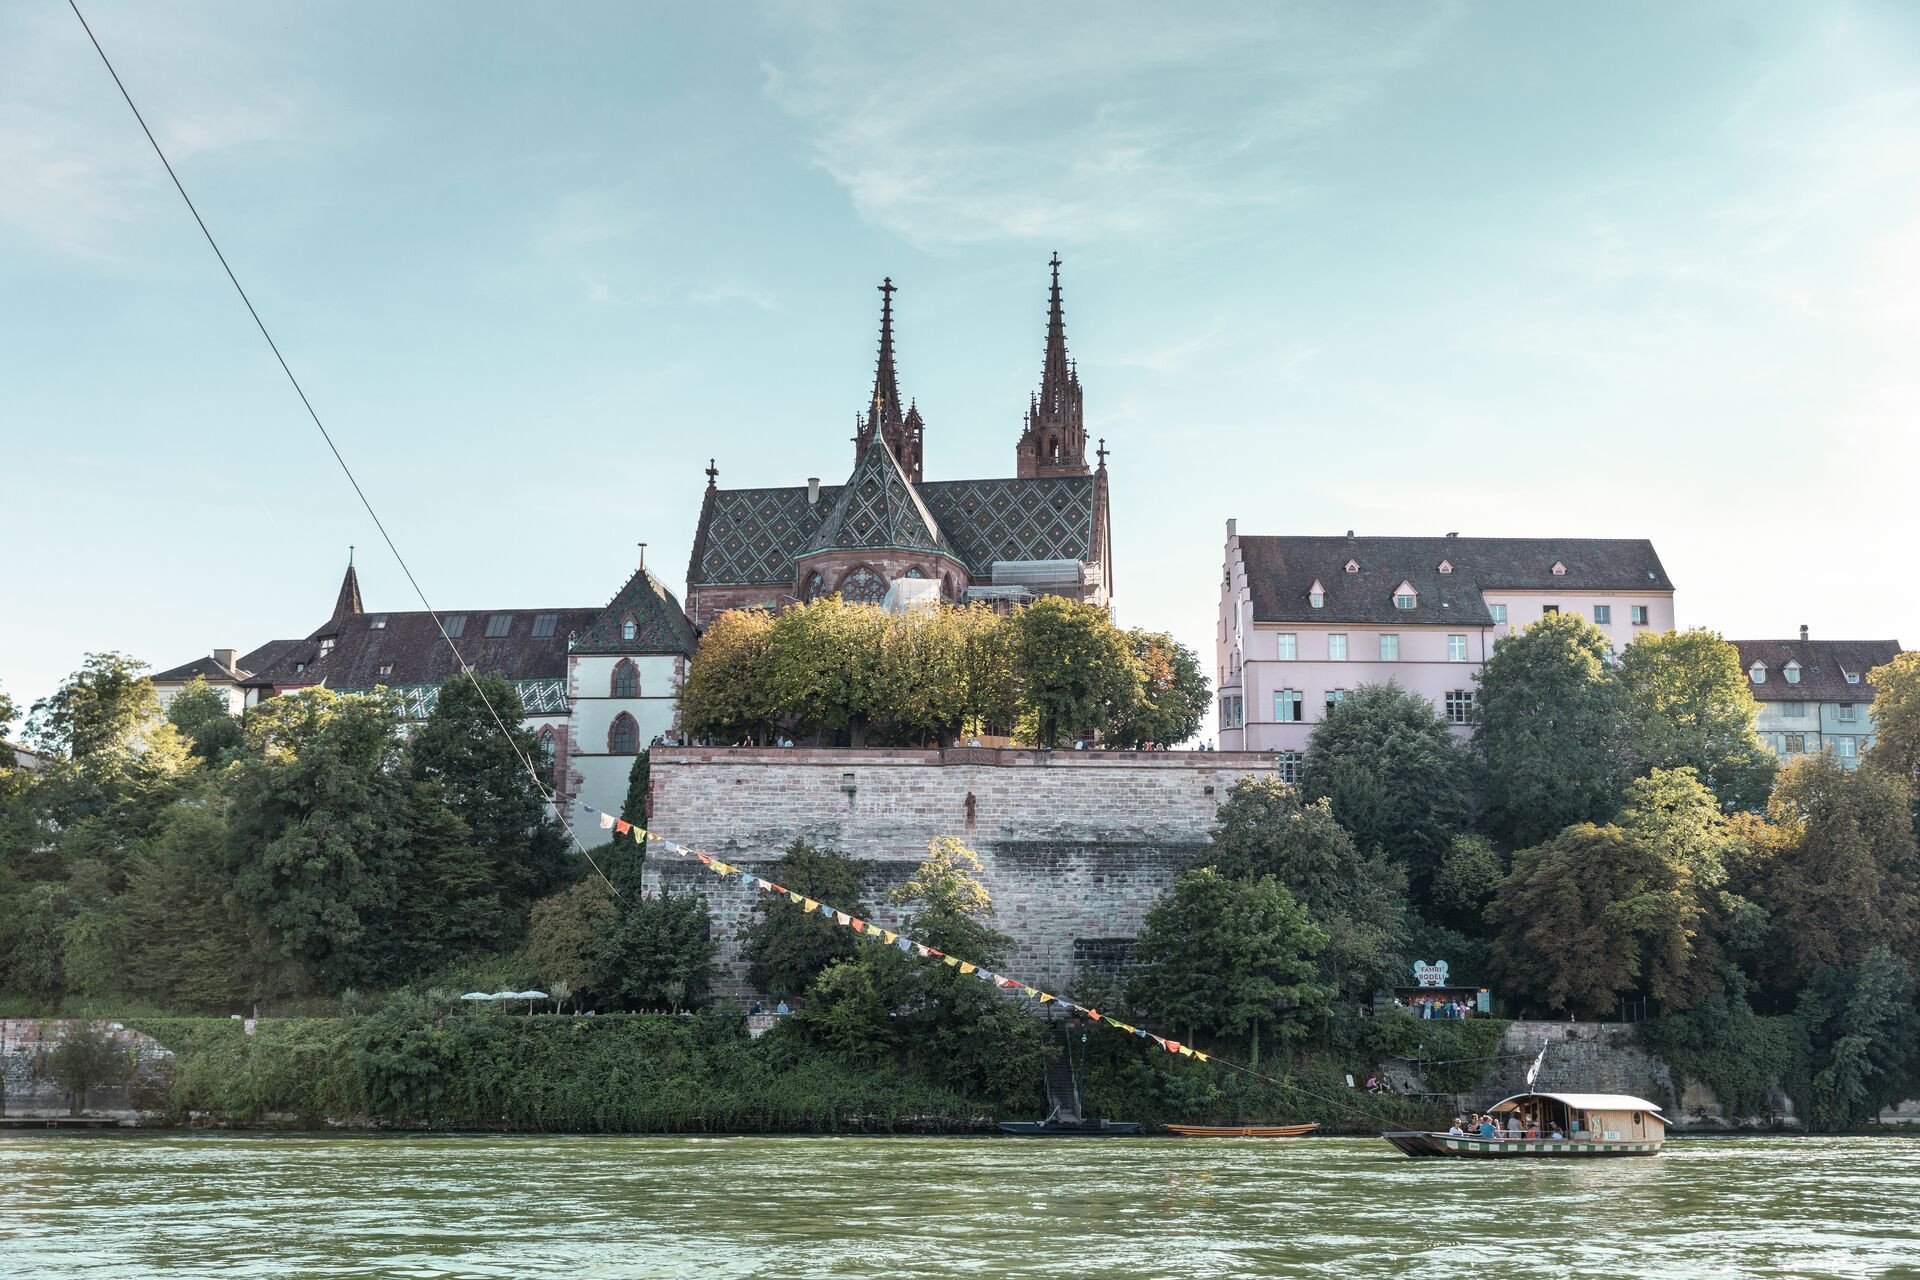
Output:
1526 1047 1546 1089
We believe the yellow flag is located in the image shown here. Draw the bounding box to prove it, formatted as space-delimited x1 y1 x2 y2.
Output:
803 898 819 912
1023 987 1038 998
1194 1051 1209 1063
881 931 897 945
1178 1046 1195 1057
944 956 960 967
1039 993 1055 1003
788 892 804 906
959 962 977 974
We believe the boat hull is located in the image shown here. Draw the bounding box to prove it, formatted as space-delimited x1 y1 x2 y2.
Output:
1166 1123 1319 1138
998 1120 1144 1137
1382 1131 1662 1158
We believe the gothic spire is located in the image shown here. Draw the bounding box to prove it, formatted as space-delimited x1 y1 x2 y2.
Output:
331 554 363 622
856 276 923 483
1016 253 1088 477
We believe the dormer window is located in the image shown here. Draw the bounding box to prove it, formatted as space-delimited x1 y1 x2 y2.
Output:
1308 579 1325 609
318 637 335 658
1784 661 1801 685
1551 562 1567 576
1438 560 1453 575
369 615 388 630
621 617 637 641
1393 581 1418 610
1844 669 1861 685
293 661 306 674
1750 662 1767 684
378 663 393 677
1345 560 1360 574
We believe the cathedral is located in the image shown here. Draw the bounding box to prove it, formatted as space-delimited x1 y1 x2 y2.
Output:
152 258 1115 833
684 255 1114 624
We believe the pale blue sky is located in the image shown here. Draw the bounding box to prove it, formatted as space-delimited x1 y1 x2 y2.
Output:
4 1 1919 717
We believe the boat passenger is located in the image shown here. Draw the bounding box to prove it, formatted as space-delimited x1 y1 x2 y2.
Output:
1549 1129 1564 1140
1507 1115 1523 1137
1448 1120 1464 1136
1478 1117 1498 1139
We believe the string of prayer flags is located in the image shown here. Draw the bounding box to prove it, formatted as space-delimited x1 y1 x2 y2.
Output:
599 813 615 830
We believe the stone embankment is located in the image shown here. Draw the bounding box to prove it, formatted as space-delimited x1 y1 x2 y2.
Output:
0 1018 175 1124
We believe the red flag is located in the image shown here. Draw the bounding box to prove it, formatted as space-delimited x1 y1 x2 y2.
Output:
1165 1040 1182 1055
613 820 632 836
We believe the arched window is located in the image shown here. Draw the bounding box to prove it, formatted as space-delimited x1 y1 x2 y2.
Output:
611 659 639 698
903 566 923 579
1049 435 1060 461
537 726 556 766
608 712 639 754
839 567 887 603
803 570 825 602
620 616 637 641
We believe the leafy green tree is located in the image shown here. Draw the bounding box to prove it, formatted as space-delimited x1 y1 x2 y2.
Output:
1755 754 1920 988
598 845 716 1011
165 677 244 764
25 652 162 765
390 782 508 973
1013 596 1143 747
1302 683 1473 892
741 839 870 998
621 749 651 824
1618 629 1776 811
1487 816 1719 1017
764 599 891 745
0 683 17 768
1104 630 1210 749
680 607 778 745
528 876 618 1008
1865 651 1920 782
1202 776 1408 996
1794 948 1920 1131
878 602 979 745
223 689 409 992
407 674 569 917
1 881 69 1002
45 1021 132 1116
1128 867 1330 1065
1429 834 1505 934
1473 612 1627 848
120 803 255 1009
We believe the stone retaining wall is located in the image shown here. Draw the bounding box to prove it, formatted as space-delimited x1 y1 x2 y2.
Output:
0 1019 174 1121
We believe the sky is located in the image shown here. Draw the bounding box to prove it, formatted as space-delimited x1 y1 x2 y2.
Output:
4 1 1919 722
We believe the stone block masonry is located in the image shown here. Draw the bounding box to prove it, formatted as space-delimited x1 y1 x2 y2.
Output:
646 747 1280 995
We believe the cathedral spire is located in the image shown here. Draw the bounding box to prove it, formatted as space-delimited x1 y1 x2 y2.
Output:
856 277 923 483
1016 253 1088 477
331 553 363 622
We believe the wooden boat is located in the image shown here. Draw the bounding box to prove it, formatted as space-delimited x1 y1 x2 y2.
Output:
1383 1092 1666 1159
998 1119 1144 1137
1165 1123 1319 1138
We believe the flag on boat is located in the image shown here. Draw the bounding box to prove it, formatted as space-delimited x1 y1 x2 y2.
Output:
1526 1047 1546 1089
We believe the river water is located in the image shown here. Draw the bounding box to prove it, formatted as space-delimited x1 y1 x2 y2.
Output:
3 1133 1916 1278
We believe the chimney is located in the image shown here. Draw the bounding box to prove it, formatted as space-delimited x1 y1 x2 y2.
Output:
1346 529 1355 539
638 542 647 571
1226 518 1237 537
213 648 237 672
1799 623 1808 642
807 477 821 506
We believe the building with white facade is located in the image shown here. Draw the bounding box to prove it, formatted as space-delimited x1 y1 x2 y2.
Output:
1730 630 1903 769
1216 526 1677 777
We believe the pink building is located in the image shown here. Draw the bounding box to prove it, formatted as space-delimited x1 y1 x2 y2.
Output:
1215 527 1677 776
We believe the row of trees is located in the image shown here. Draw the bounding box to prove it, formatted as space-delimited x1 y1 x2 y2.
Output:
679 596 1210 749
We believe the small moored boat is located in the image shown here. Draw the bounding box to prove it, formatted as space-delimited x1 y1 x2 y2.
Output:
1166 1123 1319 1138
1383 1092 1666 1159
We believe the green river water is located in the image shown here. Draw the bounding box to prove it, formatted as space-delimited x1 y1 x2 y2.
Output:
3 1133 1917 1279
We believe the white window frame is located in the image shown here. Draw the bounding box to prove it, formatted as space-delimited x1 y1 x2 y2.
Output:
1275 689 1303 723
1328 633 1348 661
1489 604 1508 624
1447 634 1467 662
1445 690 1474 724
1593 605 1611 625
1631 605 1649 625
1380 634 1400 662
1838 703 1857 722
1785 662 1801 685
1277 633 1298 661
1750 663 1767 684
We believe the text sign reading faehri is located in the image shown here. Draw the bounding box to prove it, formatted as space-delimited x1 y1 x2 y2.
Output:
1412 960 1450 988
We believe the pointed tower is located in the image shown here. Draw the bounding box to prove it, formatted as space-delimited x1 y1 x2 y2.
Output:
1016 253 1089 478
331 553 364 622
854 277 924 483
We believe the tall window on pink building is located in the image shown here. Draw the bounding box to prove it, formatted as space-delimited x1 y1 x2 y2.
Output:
1275 689 1303 722
1276 633 1297 660
1328 634 1348 661
1445 690 1474 724
1448 635 1467 662
1277 751 1301 784
1380 634 1400 661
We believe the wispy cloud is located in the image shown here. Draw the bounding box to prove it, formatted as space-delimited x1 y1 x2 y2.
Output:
690 282 778 311
760 1 1461 249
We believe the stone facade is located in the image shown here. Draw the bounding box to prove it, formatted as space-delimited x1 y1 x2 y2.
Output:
646 746 1279 994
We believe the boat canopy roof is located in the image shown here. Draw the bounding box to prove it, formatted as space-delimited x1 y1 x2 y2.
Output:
1490 1092 1664 1113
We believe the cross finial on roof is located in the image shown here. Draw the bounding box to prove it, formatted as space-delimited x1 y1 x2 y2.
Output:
705 458 718 486
1096 437 1108 468
637 541 647 571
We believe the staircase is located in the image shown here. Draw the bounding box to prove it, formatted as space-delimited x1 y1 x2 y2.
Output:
1044 1057 1082 1124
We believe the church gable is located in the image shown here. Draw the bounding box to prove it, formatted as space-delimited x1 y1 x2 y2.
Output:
573 565 700 654
802 434 957 561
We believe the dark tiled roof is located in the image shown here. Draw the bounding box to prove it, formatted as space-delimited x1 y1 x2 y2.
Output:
1239 536 1673 625
1729 639 1903 703
156 638 307 686
246 607 602 689
572 567 700 655
689 472 1098 585
801 434 961 564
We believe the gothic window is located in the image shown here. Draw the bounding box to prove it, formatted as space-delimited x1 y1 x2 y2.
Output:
904 566 923 578
839 567 887 604
611 659 639 699
621 616 637 641
804 571 825 602
537 726 556 766
608 712 639 755
1049 435 1060 461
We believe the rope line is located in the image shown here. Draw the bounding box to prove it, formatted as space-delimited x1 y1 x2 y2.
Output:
68 0 620 898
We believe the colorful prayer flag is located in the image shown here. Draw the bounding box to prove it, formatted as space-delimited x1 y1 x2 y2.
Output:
697 853 714 865
788 891 804 906
632 827 647 843
852 919 866 933
958 963 976 975
895 937 911 952
803 898 819 912
835 911 850 926
614 819 631 835
944 956 959 967
1039 993 1056 1004
1165 1040 1182 1055
598 813 615 830
1194 1052 1209 1063
1178 1046 1195 1058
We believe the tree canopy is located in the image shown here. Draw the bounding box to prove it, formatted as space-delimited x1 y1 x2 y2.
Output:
741 838 870 998
1104 629 1210 749
1617 629 1776 811
1865 650 1920 782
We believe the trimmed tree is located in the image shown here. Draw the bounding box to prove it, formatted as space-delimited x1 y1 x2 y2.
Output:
1302 682 1472 894
1128 867 1330 1065
1617 629 1776 811
680 608 778 745
1105 629 1211 749
1013 596 1143 747
1473 612 1627 848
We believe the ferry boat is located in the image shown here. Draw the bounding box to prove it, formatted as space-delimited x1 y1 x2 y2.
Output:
1165 1123 1319 1138
1382 1092 1666 1159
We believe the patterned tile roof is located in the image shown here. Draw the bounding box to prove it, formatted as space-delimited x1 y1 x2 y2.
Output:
572 567 700 655
1240 535 1673 625
245 607 601 689
339 677 572 721
689 472 1099 586
801 433 961 563
1729 638 1903 703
